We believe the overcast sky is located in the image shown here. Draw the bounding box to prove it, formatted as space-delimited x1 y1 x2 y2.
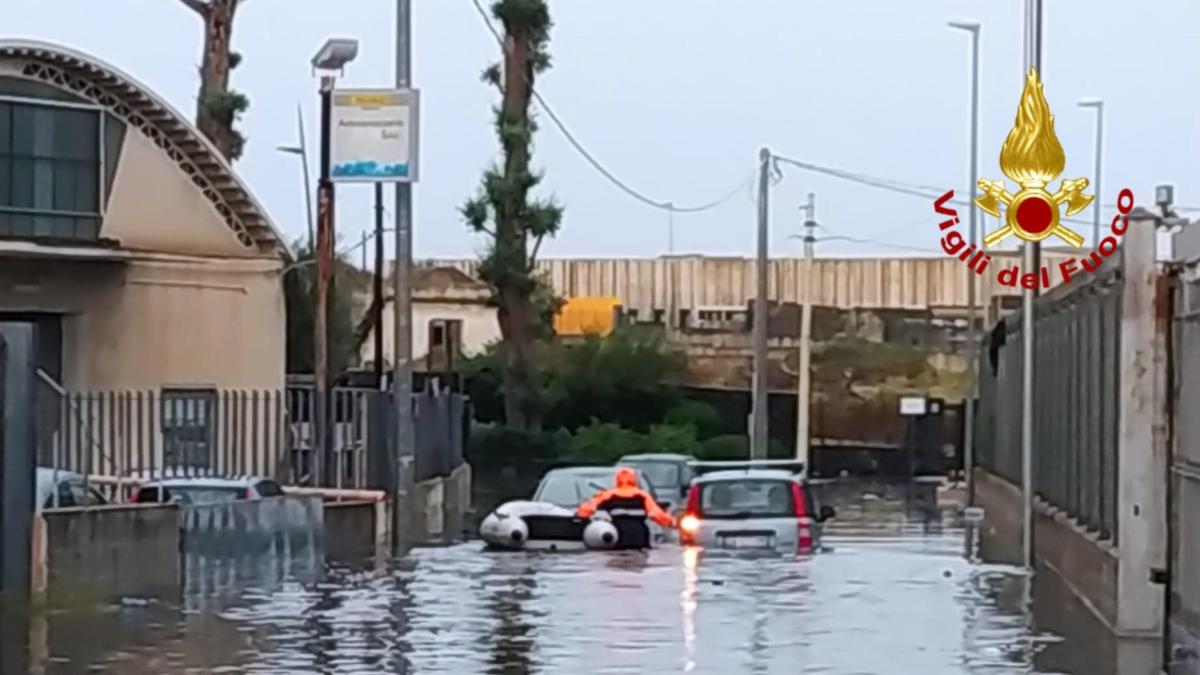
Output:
5 1 1198 260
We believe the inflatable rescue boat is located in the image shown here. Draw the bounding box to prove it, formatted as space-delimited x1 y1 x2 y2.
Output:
479 501 634 551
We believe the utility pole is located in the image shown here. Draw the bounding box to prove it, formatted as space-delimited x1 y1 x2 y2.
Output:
315 73 335 485
392 0 416 553
795 193 816 466
374 183 385 390
751 147 771 459
667 202 675 255
1020 0 1043 571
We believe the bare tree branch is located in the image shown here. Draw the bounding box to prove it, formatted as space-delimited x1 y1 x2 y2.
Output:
178 0 209 16
528 233 545 268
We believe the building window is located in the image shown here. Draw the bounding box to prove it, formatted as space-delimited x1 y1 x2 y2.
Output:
431 321 446 347
162 388 216 470
0 99 102 241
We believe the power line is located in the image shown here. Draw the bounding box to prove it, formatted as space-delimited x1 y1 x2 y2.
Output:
772 153 1104 228
813 234 941 254
471 0 755 214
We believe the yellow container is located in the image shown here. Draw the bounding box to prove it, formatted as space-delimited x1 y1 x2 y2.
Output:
554 296 622 336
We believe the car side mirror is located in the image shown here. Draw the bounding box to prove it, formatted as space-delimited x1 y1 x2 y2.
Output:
819 505 836 522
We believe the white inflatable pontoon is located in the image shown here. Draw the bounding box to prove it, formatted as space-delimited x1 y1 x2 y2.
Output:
479 501 627 551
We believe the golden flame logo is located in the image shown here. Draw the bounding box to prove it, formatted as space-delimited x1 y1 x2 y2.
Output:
978 68 1091 248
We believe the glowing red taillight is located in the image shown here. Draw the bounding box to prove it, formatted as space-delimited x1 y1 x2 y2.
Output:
681 485 701 544
684 484 700 516
790 482 813 553
130 487 140 504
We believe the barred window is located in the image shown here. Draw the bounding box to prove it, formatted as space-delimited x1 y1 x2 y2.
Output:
0 99 101 241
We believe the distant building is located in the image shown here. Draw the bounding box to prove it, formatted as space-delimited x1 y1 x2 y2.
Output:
363 266 499 372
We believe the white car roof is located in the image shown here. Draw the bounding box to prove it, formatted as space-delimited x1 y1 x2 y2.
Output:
137 474 273 488
695 469 800 483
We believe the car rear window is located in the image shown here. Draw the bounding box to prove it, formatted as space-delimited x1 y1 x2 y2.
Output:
620 462 679 489
158 486 244 505
699 479 798 518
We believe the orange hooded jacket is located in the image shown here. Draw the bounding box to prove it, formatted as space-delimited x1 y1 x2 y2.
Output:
576 467 675 528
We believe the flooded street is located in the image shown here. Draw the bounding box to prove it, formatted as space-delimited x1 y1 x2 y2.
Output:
26 495 1140 674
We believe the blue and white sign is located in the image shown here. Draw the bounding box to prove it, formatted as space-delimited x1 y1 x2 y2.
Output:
330 88 419 183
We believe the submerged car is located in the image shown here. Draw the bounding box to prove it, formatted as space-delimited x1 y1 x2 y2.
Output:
479 465 665 551
617 453 695 513
131 474 285 505
678 461 835 553
35 468 108 510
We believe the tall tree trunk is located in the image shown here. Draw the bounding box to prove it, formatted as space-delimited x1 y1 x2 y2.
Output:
181 0 241 159
496 30 539 431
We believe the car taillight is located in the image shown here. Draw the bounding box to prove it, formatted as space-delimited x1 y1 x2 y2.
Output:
681 485 701 544
130 487 140 504
245 488 254 500
790 482 813 553
684 484 700 515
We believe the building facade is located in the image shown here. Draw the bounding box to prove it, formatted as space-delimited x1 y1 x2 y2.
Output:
0 41 288 394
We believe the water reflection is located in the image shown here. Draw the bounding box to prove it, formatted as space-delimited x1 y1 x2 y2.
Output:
26 493 1146 674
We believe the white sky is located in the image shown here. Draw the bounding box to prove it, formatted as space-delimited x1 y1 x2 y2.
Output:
4 0 1198 260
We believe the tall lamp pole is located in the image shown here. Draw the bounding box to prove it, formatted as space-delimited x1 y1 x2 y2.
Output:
1020 0 1044 571
312 38 359 485
393 0 417 553
276 104 316 250
949 19 981 507
1078 99 1104 248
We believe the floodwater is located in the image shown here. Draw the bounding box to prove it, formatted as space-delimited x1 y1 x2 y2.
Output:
19 491 1157 674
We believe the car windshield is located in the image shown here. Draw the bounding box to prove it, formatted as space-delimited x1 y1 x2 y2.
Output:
536 474 604 507
699 479 797 518
620 461 679 489
535 471 648 508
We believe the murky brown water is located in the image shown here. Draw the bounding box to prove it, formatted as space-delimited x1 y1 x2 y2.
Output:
19 494 1157 674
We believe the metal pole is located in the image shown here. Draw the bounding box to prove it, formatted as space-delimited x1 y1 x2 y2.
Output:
795 193 815 466
667 202 675 255
1091 103 1104 247
1020 0 1042 571
315 77 335 485
297 105 316 251
374 183 385 390
392 0 416 554
949 21 982 507
751 147 771 459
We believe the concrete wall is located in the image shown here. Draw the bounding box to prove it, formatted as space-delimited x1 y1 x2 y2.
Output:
324 500 387 565
409 462 472 544
38 504 180 605
976 469 1119 631
0 257 286 391
428 253 1076 320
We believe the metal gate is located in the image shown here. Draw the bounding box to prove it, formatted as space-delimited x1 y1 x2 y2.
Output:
1168 270 1200 668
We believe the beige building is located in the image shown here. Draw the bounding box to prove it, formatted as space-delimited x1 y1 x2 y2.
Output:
363 267 499 372
0 40 288 394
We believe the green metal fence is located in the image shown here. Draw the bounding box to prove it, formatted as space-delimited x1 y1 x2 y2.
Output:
975 265 1121 542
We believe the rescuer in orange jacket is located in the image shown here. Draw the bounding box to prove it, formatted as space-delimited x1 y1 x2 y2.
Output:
576 467 676 528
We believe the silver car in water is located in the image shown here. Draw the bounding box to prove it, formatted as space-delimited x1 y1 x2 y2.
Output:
678 464 835 553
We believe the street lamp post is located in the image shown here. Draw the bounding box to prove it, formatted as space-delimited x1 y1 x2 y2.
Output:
312 37 359 484
276 104 316 250
1078 99 1104 247
948 19 981 508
